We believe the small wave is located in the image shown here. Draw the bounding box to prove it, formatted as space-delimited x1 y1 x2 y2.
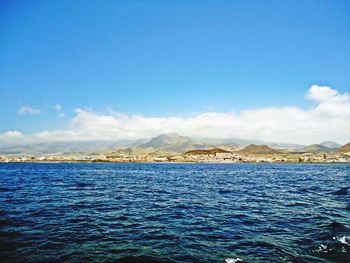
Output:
228 240 276 250
143 234 178 241
241 220 255 225
153 189 171 195
74 182 95 188
288 202 307 207
69 202 92 209
175 204 190 209
233 214 248 219
113 256 172 263
218 189 232 194
225 258 243 263
0 218 13 226
114 215 128 221
318 232 334 241
327 220 347 230
0 231 21 238
0 187 12 192
38 241 63 250
333 187 349 195
338 235 350 245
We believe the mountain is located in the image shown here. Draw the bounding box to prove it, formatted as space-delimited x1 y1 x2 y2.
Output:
184 148 232 155
320 141 341 149
0 140 142 155
140 133 193 148
336 143 350 153
137 133 212 152
195 137 305 149
301 144 335 153
237 144 278 154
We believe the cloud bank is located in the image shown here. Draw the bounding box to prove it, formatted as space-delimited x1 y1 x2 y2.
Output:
2 85 350 145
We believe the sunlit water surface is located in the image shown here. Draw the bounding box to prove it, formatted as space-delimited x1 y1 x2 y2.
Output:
0 163 349 262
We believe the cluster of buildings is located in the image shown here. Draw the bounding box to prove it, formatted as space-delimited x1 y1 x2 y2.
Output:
171 151 350 163
1 149 350 163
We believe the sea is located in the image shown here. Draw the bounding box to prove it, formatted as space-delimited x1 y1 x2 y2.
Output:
0 163 349 262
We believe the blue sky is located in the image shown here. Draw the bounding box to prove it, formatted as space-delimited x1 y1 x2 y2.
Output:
1 0 350 143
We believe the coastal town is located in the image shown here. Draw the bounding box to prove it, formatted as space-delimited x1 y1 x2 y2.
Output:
1 142 350 164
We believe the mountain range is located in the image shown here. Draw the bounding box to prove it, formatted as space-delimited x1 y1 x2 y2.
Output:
0 133 345 155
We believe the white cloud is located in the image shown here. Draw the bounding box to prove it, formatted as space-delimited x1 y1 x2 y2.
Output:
6 85 350 145
18 103 65 117
55 104 62 111
0 131 23 140
306 85 349 103
54 103 64 117
18 105 41 115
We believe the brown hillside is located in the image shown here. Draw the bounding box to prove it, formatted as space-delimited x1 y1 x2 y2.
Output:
184 148 231 155
237 144 277 154
336 143 350 153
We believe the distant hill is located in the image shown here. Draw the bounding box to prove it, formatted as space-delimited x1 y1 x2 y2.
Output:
336 143 350 153
114 148 134 154
320 141 341 149
196 137 305 149
301 144 335 153
140 133 193 148
137 133 212 152
0 140 144 155
237 144 277 154
184 148 231 155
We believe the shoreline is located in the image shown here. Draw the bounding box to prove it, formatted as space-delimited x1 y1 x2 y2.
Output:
1 161 350 164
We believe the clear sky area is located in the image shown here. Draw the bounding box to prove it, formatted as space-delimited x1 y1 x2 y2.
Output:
1 0 349 144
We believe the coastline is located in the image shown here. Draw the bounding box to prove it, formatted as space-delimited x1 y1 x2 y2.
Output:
1 160 350 164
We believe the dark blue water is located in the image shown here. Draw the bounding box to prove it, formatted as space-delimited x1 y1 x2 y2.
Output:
0 163 349 262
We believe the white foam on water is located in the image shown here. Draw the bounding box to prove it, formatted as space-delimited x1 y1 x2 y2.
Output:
225 258 243 263
338 236 349 245
316 244 328 253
